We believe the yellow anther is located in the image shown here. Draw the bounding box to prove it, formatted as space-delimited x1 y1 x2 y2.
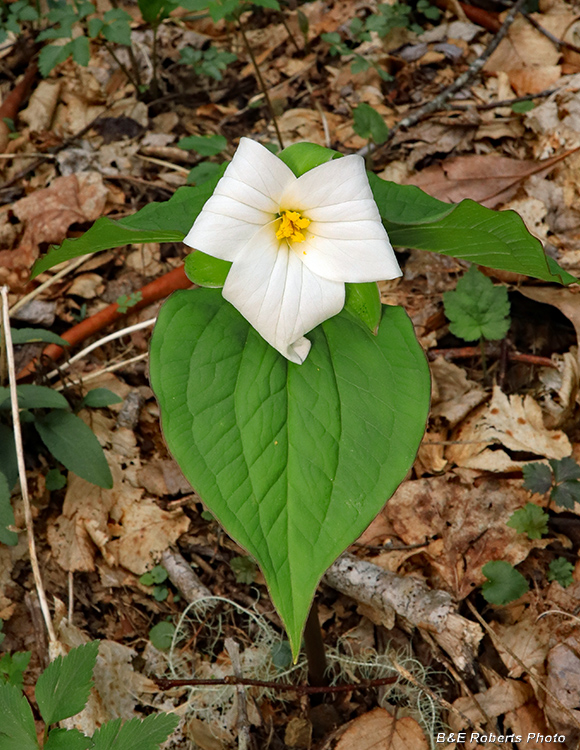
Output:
276 210 310 243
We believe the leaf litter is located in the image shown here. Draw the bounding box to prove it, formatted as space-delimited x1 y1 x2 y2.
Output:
3 0 580 746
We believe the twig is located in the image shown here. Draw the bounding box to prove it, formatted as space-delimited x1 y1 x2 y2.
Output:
45 317 156 380
443 87 557 112
155 674 397 694
385 0 527 143
54 353 149 391
225 638 252 750
427 345 556 368
237 18 284 150
9 254 94 316
0 286 56 645
523 12 580 56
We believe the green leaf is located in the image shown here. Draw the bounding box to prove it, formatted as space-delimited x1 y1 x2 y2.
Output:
31 179 219 277
90 713 179 750
352 103 389 144
0 423 18 489
0 682 39 750
45 469 67 491
506 503 549 540
547 556 574 588
186 161 226 186
87 17 104 37
184 251 231 288
230 555 258 584
511 100 536 113
36 641 99 726
270 641 292 670
80 388 123 408
149 289 430 658
148 622 175 651
177 134 227 156
0 384 70 411
140 565 168 585
551 481 580 510
251 0 280 8
522 462 552 495
34 411 113 489
549 456 580 483
443 266 511 342
344 282 381 333
44 728 92 750
38 44 68 77
68 36 90 67
0 472 18 546
10 328 70 347
278 142 340 177
0 651 31 689
481 561 529 605
370 176 576 285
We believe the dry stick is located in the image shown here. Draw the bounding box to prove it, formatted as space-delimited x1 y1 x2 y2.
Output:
0 286 57 645
44 317 157 380
225 638 252 750
523 11 580 56
466 600 580 731
383 0 528 146
237 19 284 151
9 254 94 317
443 87 557 112
53 353 149 391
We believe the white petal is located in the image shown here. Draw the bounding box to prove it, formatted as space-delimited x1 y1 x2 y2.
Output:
184 137 296 261
222 226 344 364
278 154 401 282
297 227 401 282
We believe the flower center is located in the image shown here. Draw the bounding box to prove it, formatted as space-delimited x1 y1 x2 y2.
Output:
275 210 310 243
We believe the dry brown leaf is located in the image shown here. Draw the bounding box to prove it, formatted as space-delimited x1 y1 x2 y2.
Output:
449 679 534 732
19 80 62 131
404 152 570 208
67 272 106 299
335 708 429 750
1 173 108 281
430 357 487 429
505 701 567 749
446 386 571 472
491 612 551 678
383 473 547 598
107 498 190 575
545 633 580 742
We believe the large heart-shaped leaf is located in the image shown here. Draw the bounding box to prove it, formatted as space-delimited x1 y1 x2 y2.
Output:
149 289 429 656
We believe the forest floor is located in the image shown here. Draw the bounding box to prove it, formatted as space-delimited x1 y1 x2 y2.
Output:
2 0 580 748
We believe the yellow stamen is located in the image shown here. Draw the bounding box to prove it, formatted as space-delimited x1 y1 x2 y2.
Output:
275 210 310 243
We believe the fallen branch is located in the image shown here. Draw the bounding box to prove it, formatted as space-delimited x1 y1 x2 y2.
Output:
323 552 482 674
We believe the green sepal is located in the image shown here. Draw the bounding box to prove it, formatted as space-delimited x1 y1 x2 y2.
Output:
344 282 381 333
278 142 341 177
184 251 231 288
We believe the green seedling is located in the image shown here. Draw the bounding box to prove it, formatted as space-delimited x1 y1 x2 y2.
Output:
481 560 529 606
523 456 580 510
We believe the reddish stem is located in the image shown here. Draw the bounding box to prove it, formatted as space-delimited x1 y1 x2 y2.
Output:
17 265 192 380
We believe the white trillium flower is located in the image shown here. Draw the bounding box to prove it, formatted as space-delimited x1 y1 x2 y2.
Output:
184 137 401 364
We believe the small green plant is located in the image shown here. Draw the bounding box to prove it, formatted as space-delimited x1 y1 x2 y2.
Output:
507 502 549 540
230 555 258 584
443 265 511 377
179 45 237 81
481 561 529 606
140 564 170 601
0 641 179 748
523 456 580 509
0 651 31 689
0 0 39 43
149 621 176 651
548 557 574 588
115 291 143 314
511 100 536 114
353 103 389 159
177 134 228 157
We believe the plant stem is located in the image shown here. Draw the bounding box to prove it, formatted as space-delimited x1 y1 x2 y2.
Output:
151 23 160 98
479 336 488 382
237 18 284 150
303 600 328 687
103 40 140 91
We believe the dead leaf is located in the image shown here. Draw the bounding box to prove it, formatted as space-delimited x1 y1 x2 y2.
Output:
335 708 429 750
430 357 487 429
519 286 580 348
19 80 62 131
404 152 571 207
505 701 567 749
491 612 551 678
545 633 580 742
67 273 106 299
446 386 571 471
1 173 108 279
449 679 534 732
